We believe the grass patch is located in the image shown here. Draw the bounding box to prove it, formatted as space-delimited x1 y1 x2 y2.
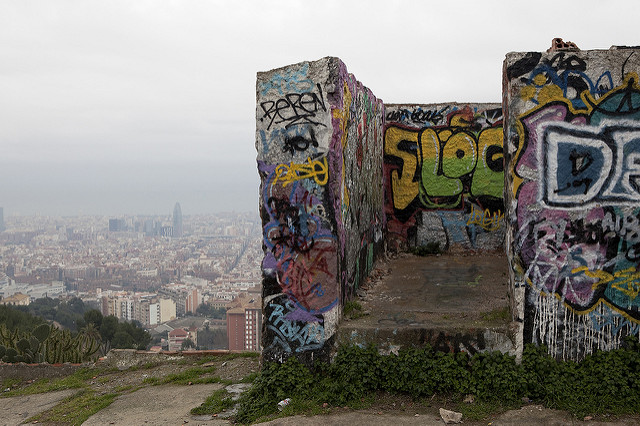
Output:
114 384 136 393
191 389 235 415
480 307 511 323
0 368 96 397
193 355 219 365
187 352 260 366
217 352 261 361
1 378 21 390
175 357 190 365
343 301 366 319
256 397 332 423
239 372 259 384
27 389 117 425
456 399 518 421
143 366 220 385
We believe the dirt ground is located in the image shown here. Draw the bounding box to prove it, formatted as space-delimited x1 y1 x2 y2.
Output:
2 353 640 425
83 383 229 426
0 389 77 425
259 407 640 426
0 353 259 425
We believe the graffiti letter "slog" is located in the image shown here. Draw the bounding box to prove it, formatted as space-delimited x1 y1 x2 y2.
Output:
384 125 503 211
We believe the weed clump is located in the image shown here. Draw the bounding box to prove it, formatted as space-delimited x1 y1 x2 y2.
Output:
409 242 442 256
235 336 640 423
343 301 367 319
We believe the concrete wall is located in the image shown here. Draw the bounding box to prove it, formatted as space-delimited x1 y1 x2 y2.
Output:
384 103 505 252
256 57 384 363
504 47 640 360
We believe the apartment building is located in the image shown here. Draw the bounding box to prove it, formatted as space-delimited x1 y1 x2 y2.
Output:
226 295 261 352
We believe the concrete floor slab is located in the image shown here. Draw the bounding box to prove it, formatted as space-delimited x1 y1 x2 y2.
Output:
338 253 516 354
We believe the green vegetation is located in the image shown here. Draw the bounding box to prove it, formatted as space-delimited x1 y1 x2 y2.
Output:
0 323 100 363
15 297 87 331
456 399 514 421
181 337 196 350
480 307 511 323
89 311 151 351
0 303 151 360
239 371 259 384
191 389 235 415
343 300 367 319
27 389 117 425
0 304 46 334
1 368 96 397
409 242 442 256
192 351 259 365
235 338 640 423
142 366 226 386
1 378 21 390
196 303 227 319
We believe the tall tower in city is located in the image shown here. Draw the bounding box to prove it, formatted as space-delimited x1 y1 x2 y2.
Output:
172 202 183 237
0 207 4 232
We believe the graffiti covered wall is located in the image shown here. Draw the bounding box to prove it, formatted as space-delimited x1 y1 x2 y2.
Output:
384 103 505 252
504 47 640 360
256 57 384 363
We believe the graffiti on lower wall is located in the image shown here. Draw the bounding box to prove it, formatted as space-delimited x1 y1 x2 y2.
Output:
260 160 338 316
384 104 505 251
506 48 640 359
264 295 326 354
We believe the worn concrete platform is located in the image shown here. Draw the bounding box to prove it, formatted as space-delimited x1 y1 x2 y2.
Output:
337 253 516 355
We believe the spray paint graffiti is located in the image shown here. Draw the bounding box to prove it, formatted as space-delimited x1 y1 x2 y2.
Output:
466 205 504 231
385 106 450 126
507 51 614 109
330 70 385 298
257 57 384 362
282 128 319 156
260 161 338 316
259 83 327 130
385 124 503 210
265 296 325 354
507 47 640 360
515 73 640 318
384 105 505 251
258 62 314 96
273 156 329 187
257 60 339 362
527 119 640 208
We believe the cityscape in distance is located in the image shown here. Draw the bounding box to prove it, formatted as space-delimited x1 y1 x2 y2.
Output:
0 204 263 352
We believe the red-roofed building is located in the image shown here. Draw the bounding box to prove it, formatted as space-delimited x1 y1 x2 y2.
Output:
168 328 189 351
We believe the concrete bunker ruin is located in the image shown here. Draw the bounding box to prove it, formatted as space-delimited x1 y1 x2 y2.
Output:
256 46 640 364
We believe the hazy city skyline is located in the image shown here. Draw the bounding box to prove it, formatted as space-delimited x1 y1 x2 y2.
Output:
2 1 637 216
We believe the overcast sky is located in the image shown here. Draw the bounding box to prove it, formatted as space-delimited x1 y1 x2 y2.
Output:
1 0 637 217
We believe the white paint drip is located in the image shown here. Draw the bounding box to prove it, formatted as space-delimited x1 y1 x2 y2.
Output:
533 291 640 361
